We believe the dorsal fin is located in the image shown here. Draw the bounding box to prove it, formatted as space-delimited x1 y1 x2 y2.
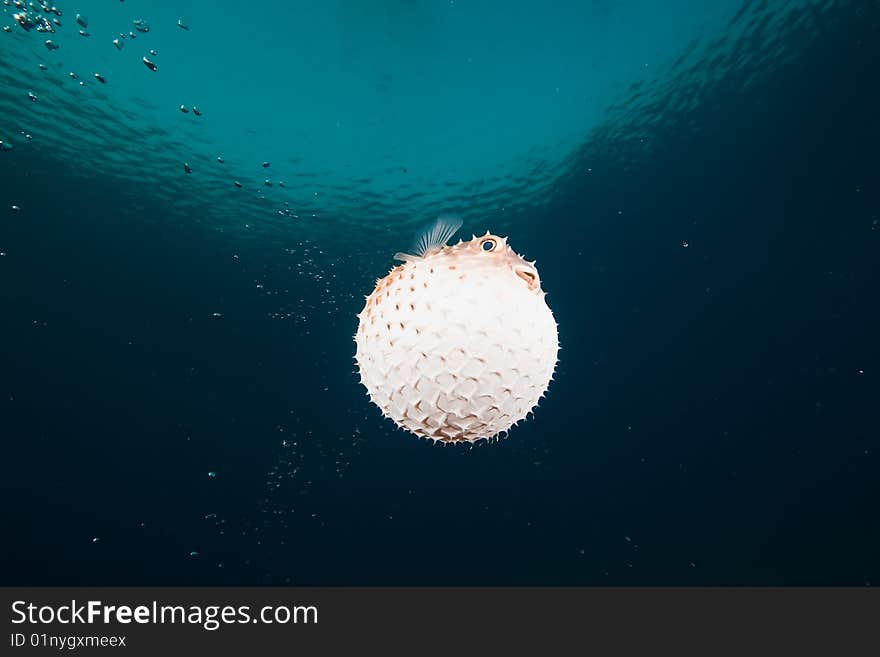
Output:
394 216 462 261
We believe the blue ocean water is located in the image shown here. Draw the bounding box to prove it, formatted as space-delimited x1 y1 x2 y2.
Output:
1 0 878 585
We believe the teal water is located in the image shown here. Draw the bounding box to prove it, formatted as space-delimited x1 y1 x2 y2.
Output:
1 0 878 585
3 0 763 239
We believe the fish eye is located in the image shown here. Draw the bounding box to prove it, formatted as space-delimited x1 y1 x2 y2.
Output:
480 238 496 252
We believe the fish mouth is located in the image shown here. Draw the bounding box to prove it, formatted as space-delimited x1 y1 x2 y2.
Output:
515 267 539 290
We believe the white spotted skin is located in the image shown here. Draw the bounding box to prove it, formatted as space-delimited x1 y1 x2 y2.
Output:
354 234 559 443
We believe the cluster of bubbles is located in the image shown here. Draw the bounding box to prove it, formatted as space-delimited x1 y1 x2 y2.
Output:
1 1 350 577
2 0 304 223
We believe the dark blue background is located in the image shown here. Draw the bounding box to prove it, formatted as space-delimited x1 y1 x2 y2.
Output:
1 0 878 585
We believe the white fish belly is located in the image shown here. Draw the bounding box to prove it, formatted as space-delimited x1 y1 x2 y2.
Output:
355 259 558 443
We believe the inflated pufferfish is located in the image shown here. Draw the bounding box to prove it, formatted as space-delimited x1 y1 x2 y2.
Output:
354 217 559 443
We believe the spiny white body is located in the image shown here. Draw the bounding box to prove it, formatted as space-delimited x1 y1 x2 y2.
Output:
354 228 558 443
